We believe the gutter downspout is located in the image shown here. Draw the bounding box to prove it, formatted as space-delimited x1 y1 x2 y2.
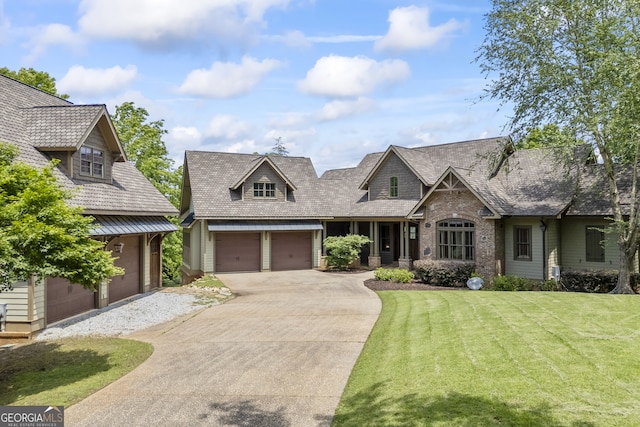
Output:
540 219 547 281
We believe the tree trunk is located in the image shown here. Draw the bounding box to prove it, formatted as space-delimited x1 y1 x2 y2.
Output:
610 242 636 294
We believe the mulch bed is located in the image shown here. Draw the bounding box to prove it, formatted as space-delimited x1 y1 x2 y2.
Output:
364 279 467 291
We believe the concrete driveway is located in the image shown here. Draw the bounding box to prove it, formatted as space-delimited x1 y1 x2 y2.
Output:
65 270 381 426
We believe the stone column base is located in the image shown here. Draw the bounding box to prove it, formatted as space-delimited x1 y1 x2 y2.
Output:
368 256 381 269
398 258 413 270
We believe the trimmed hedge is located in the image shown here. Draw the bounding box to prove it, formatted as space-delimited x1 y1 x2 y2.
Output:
560 270 640 293
413 260 475 288
490 275 558 291
374 268 414 283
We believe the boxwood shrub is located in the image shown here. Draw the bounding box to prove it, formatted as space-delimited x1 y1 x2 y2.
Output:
413 260 475 288
374 268 414 283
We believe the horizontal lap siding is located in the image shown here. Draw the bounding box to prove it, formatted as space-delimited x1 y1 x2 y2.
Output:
0 281 29 322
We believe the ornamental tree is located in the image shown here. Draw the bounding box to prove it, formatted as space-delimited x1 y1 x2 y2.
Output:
476 0 640 293
0 142 122 292
323 234 371 270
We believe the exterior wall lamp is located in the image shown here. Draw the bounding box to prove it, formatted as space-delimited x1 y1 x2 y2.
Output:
114 242 125 253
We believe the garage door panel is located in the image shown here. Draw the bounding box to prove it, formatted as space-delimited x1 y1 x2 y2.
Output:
216 233 260 273
47 277 96 324
272 232 312 271
109 235 140 303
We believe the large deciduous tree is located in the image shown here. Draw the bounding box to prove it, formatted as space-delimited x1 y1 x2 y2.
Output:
111 102 183 283
0 67 69 99
477 0 640 294
0 143 122 292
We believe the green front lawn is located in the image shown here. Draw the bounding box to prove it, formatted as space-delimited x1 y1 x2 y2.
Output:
0 337 152 407
334 291 640 426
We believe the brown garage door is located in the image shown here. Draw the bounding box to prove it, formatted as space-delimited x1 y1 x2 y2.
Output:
216 232 261 273
109 235 141 303
272 231 312 271
47 277 96 324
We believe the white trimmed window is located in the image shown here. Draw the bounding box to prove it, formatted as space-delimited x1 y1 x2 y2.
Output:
80 146 104 177
254 182 276 198
514 226 532 261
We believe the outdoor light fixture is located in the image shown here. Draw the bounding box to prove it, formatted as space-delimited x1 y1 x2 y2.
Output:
114 242 125 253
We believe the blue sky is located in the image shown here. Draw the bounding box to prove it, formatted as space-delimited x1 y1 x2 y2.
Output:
0 0 508 174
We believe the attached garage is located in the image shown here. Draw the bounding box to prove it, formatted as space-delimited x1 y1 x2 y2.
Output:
46 278 96 324
272 231 312 271
109 235 141 303
216 232 261 273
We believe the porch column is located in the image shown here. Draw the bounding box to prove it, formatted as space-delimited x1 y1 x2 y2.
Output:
322 221 327 255
369 221 381 268
399 221 413 270
353 221 359 235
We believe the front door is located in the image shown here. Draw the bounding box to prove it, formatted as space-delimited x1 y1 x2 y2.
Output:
380 224 393 264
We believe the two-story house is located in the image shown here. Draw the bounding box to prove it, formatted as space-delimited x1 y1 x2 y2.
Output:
0 74 178 335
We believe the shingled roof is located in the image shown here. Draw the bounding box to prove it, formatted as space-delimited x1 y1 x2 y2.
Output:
0 74 177 217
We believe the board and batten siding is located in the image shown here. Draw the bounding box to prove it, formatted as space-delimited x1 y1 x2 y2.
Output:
262 231 271 271
504 218 545 280
546 219 561 279
71 127 113 184
203 223 214 273
312 230 322 268
244 164 287 201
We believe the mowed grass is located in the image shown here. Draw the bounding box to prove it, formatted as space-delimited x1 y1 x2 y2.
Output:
0 337 152 407
334 291 640 427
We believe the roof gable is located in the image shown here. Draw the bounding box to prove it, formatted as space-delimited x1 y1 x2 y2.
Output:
231 155 297 191
25 105 126 161
410 167 501 219
359 145 427 190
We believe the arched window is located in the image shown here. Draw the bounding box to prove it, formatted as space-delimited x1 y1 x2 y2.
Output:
437 220 475 261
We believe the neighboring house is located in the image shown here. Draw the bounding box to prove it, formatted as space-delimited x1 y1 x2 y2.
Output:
181 136 638 283
0 75 178 334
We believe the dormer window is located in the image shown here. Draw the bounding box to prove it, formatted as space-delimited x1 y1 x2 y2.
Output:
254 182 276 198
390 176 398 198
81 146 104 177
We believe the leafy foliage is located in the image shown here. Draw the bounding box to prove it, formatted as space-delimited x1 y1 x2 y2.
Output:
516 124 582 150
0 67 69 99
560 270 640 294
268 136 289 156
111 102 183 282
413 260 475 288
374 268 414 283
0 143 122 291
323 234 371 270
477 0 640 293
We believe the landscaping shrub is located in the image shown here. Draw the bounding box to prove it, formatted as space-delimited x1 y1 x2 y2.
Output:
490 276 560 291
560 270 640 293
413 260 475 287
374 268 414 283
323 234 371 270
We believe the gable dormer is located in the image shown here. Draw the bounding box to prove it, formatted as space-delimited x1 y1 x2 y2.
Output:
26 105 126 184
230 156 297 201
359 146 425 201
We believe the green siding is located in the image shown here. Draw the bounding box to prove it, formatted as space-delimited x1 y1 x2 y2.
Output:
560 218 619 271
504 218 544 280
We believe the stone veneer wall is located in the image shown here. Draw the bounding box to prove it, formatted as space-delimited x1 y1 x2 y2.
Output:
419 189 500 278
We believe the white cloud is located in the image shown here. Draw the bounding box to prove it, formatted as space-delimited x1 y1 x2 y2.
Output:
204 115 254 140
177 56 283 98
23 23 85 62
78 0 289 48
298 55 410 97
265 30 312 48
58 65 137 96
317 97 376 121
308 35 381 43
374 6 465 54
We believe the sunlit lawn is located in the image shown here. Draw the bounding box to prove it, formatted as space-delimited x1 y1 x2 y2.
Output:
0 337 152 407
334 291 640 426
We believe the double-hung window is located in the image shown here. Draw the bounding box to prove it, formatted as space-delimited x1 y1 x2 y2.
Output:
80 146 104 177
514 226 532 261
585 226 605 262
254 182 276 198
